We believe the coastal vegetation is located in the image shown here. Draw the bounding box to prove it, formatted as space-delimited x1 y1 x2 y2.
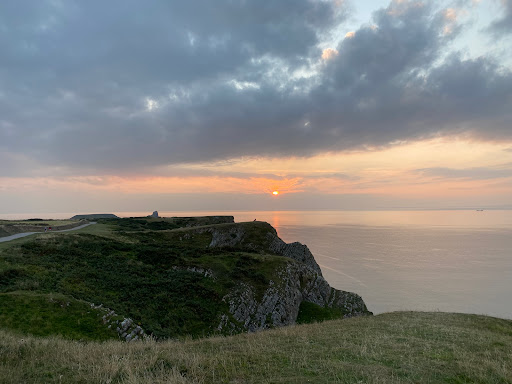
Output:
1 217 510 383
1 312 511 383
0 219 85 238
0 217 368 340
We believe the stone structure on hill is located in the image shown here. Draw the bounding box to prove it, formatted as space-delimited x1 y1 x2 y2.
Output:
150 211 159 218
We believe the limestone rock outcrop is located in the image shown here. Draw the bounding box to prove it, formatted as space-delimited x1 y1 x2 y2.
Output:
189 221 371 332
90 303 146 342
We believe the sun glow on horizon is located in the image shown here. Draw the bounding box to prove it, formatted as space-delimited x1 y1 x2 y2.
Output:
1 139 511 211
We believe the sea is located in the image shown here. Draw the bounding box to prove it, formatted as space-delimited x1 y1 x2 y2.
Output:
1 210 511 319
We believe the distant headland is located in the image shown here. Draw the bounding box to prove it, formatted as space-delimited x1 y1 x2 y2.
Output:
70 213 119 220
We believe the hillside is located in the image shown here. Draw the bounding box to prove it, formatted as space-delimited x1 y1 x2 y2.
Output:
1 218 511 383
1 312 511 383
0 217 369 340
0 219 86 238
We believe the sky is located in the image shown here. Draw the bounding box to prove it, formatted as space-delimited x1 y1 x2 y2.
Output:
1 0 512 215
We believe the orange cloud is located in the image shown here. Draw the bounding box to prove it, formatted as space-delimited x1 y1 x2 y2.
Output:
442 8 461 35
0 175 305 196
321 48 339 61
443 8 458 21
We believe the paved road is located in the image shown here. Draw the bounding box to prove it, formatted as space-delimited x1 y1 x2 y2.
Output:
0 222 96 243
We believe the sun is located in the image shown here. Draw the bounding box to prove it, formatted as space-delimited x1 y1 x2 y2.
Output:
272 191 279 195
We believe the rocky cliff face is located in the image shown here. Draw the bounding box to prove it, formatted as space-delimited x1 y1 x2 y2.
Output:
191 221 371 332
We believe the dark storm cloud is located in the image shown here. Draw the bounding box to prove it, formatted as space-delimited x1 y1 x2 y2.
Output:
308 2 512 147
1 0 511 176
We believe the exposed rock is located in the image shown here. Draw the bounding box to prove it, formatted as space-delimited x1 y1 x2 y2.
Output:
93 220 370 337
194 221 322 274
206 225 245 248
90 303 145 342
171 265 214 278
150 211 159 218
187 221 372 332
220 260 369 332
267 234 322 275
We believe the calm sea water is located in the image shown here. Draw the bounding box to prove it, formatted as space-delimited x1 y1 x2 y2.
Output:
2 210 511 319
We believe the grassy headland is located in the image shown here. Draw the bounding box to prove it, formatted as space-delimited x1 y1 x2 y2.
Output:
0 218 322 339
1 217 510 383
1 312 511 383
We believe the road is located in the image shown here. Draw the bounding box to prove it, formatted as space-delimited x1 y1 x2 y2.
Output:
0 222 96 243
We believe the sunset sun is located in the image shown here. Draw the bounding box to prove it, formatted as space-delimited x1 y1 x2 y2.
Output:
272 191 279 195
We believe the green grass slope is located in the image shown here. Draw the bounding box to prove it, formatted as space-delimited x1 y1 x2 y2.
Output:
0 220 84 237
0 219 293 339
0 291 119 341
1 312 511 383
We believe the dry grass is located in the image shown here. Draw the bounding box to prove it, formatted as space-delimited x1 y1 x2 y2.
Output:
0 224 119 251
0 220 77 226
1 312 511 383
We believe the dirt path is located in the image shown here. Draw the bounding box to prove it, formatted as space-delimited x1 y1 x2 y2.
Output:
0 222 96 243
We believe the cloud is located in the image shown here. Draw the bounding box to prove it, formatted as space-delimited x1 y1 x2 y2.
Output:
321 48 339 61
0 0 511 177
489 0 512 34
415 166 512 180
441 7 464 35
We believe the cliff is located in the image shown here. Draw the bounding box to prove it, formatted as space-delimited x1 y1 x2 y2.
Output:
187 221 371 332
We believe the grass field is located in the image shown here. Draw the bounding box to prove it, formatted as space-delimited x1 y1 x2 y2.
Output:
0 291 119 341
0 220 78 226
0 222 108 251
0 219 86 239
1 311 510 383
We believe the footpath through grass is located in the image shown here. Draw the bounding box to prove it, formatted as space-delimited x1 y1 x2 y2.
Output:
1 312 511 383
0 220 84 238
